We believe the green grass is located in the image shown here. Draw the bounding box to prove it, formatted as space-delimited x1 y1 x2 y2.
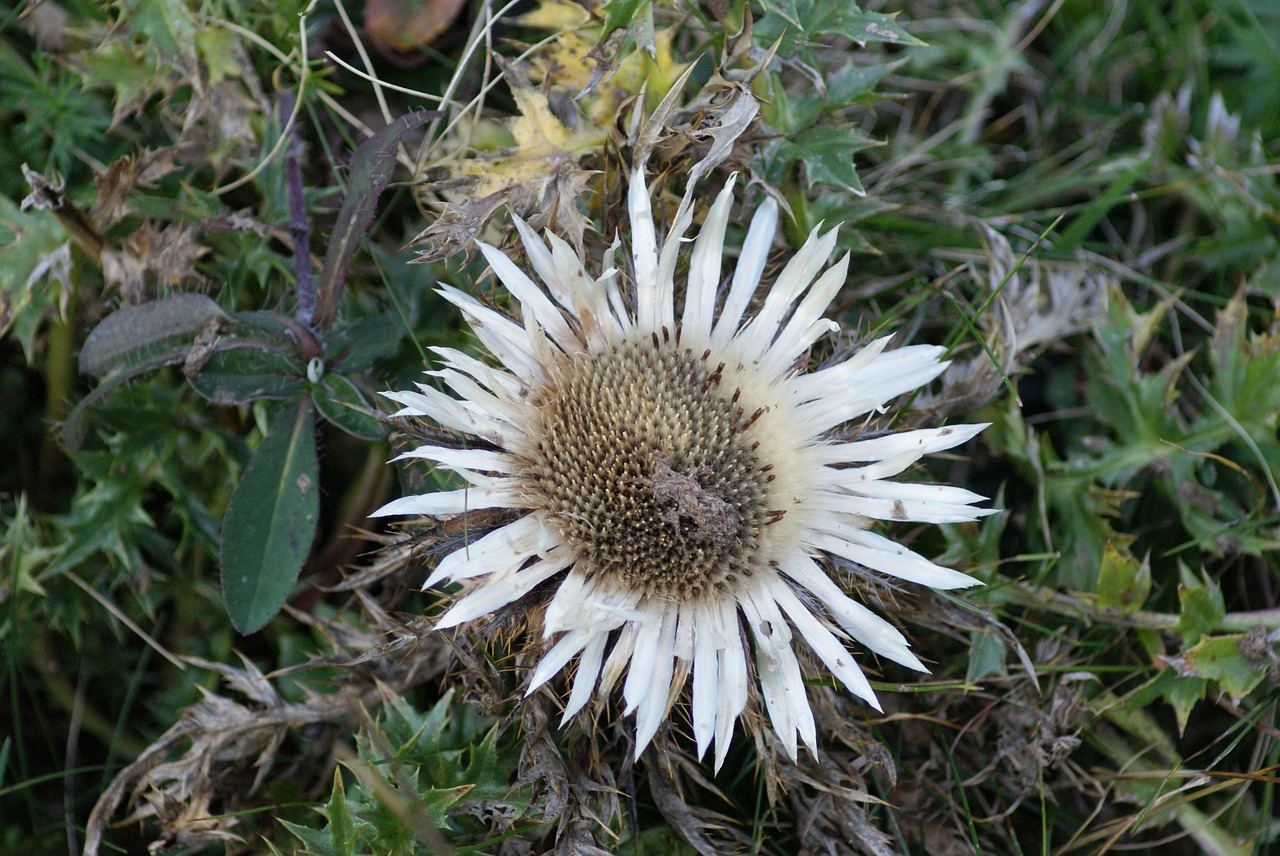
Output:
2 0 1279 854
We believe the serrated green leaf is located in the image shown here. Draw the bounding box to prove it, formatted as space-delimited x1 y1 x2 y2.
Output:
758 0 801 28
194 28 242 87
114 0 199 72
1096 542 1150 614
757 0 925 57
776 125 875 193
313 374 384 440
221 400 319 634
279 819 345 856
1180 635 1268 703
1165 673 1207 735
74 42 172 122
80 294 228 378
1173 569 1225 643
601 0 651 36
789 62 892 126
324 768 355 855
0 194 72 361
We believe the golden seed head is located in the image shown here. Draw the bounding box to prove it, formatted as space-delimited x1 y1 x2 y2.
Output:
523 330 776 600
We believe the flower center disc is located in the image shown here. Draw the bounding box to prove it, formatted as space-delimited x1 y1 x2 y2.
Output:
526 333 776 600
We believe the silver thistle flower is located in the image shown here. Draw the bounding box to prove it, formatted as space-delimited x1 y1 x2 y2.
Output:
375 171 994 768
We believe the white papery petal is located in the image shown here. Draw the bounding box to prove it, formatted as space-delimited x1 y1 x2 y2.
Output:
712 196 778 345
815 489 997 524
430 346 525 398
767 253 850 370
544 572 641 634
528 630 591 693
743 587 814 759
817 423 989 464
630 171 663 332
623 611 663 715
815 449 926 486
798 350 950 433
437 286 544 383
510 214 572 308
598 623 636 697
734 225 838 356
633 609 678 755
682 177 737 341
782 555 926 671
371 485 520 518
426 513 553 588
656 199 696 337
714 609 749 771
478 240 582 351
691 609 720 759
393 445 518 475
773 582 879 707
811 528 980 590
380 387 512 445
562 632 608 723
435 550 571 628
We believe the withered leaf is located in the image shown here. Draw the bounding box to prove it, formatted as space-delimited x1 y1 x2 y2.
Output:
100 221 209 300
412 64 603 262
93 146 187 229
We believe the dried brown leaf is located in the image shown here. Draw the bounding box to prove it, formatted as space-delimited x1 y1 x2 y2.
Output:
413 62 603 262
92 146 186 229
647 743 750 856
100 222 209 300
83 599 451 856
915 224 1110 420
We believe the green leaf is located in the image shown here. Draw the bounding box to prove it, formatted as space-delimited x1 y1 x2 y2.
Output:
279 819 344 856
326 312 404 373
965 630 1007 684
194 28 242 87
757 0 925 56
1095 542 1150 614
221 400 320 634
80 294 228 378
324 768 356 855
759 0 801 28
601 0 651 36
188 345 307 405
1180 635 1268 703
314 110 439 327
775 125 876 194
313 374 385 441
74 42 172 122
113 0 199 72
789 62 892 127
1123 668 1206 736
1173 568 1225 644
185 311 311 405
0 194 73 361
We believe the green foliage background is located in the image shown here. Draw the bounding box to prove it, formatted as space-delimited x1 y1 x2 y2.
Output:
2 0 1279 853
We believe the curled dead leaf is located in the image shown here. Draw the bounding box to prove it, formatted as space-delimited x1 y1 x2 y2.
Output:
412 64 603 261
